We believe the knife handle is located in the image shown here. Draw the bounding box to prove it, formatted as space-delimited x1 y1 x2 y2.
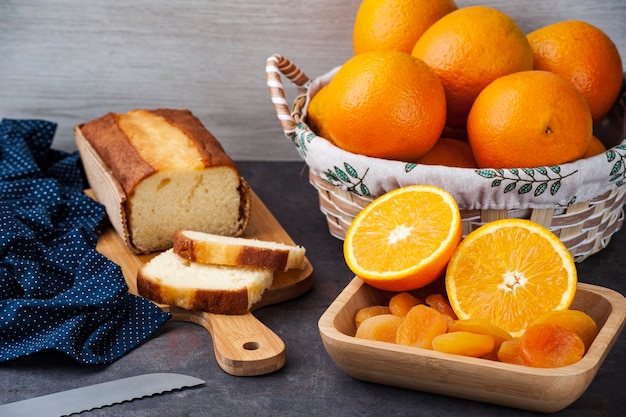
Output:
169 307 286 376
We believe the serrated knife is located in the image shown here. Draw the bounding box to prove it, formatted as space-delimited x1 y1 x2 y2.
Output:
0 372 204 417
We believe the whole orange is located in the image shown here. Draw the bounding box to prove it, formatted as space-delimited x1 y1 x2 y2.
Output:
310 51 447 161
417 138 477 168
467 70 592 169
353 0 457 55
306 84 333 141
412 5 534 128
527 20 624 125
584 136 607 158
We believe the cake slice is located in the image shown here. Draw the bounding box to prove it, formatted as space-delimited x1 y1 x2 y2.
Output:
173 230 306 271
137 249 273 315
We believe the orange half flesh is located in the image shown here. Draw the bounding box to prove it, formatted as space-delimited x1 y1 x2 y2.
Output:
445 218 577 337
344 185 462 291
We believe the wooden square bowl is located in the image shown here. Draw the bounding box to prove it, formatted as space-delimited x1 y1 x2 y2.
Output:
318 277 626 413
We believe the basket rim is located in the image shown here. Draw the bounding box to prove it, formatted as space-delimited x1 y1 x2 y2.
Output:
309 169 626 262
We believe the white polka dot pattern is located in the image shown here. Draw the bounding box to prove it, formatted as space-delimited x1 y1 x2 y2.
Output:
0 119 170 364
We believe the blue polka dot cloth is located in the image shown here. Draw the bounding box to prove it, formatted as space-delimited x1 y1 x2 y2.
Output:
0 118 171 364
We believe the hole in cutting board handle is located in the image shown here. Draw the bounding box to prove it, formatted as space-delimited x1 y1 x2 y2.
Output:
243 341 260 351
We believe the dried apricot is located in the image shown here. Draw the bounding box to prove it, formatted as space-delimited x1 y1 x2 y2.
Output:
355 314 403 343
440 313 455 328
519 323 585 368
531 309 598 351
432 331 494 357
497 339 525 365
396 304 448 349
355 305 392 328
389 292 423 317
425 293 458 320
448 318 512 349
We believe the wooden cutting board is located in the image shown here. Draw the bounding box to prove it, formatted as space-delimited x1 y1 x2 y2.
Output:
95 189 313 376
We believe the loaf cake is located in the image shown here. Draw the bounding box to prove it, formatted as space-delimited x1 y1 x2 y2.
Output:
137 249 274 314
173 230 307 271
75 109 250 254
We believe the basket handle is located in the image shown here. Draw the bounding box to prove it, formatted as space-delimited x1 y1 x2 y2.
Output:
266 54 311 137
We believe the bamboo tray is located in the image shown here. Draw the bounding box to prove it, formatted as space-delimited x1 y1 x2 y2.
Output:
94 190 313 377
318 277 626 413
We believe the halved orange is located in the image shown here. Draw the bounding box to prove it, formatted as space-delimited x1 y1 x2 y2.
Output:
343 185 462 291
445 219 577 337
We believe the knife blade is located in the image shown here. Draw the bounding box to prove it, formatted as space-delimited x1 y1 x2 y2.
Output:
0 372 204 417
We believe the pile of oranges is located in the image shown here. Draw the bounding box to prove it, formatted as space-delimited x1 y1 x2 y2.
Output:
307 0 623 169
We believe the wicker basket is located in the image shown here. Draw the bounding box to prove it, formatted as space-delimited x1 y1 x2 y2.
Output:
266 54 626 262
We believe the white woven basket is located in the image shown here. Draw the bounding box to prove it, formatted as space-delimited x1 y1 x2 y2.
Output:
266 54 626 262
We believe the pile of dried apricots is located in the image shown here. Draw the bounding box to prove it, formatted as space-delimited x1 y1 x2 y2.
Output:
354 289 598 368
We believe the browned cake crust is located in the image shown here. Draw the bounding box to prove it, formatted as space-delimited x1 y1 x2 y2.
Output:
236 180 252 236
79 108 240 195
173 230 290 270
149 109 236 167
136 271 250 315
79 112 155 194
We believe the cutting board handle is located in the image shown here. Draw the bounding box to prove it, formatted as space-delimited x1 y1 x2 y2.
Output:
169 307 286 376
